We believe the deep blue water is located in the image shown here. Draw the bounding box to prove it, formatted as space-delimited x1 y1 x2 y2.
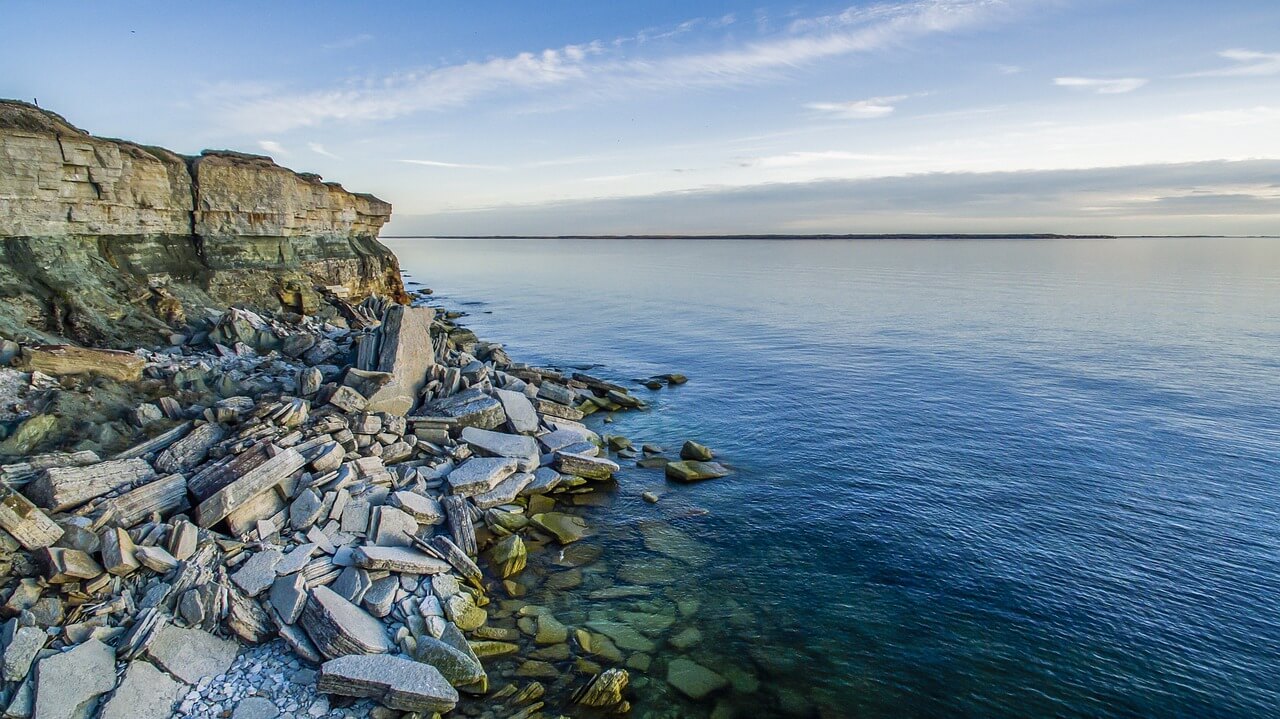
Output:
389 237 1280 718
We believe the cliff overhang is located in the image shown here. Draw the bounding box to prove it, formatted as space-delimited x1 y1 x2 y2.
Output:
0 100 407 347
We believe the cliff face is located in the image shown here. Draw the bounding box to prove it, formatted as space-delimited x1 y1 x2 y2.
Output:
0 100 405 346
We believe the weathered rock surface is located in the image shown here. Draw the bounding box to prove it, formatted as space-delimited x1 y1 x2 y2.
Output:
318 655 459 713
0 100 404 345
32 639 117 719
99 659 183 719
146 624 239 684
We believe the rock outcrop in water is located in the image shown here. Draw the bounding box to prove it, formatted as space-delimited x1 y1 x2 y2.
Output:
0 100 405 347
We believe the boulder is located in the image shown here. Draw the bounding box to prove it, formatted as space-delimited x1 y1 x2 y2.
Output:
487 534 526 578
680 440 715 461
25 345 144 382
473 472 534 510
665 460 731 483
318 654 458 713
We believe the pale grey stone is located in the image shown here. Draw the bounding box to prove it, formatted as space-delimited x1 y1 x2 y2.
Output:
32 639 116 719
446 457 517 497
460 427 539 471
495 389 538 434
231 549 282 597
317 655 457 713
99 660 183 719
146 625 238 684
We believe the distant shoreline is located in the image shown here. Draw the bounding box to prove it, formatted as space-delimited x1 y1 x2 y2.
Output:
383 234 1276 240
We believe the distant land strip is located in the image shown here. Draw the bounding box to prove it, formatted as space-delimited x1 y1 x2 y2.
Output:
386 233 1125 240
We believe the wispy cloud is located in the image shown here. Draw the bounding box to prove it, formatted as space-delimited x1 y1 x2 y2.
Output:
215 0 1029 132
323 33 374 51
1054 76 1148 94
308 142 339 159
397 159 507 170
1184 49 1280 77
257 140 287 156
742 150 900 168
806 95 910 119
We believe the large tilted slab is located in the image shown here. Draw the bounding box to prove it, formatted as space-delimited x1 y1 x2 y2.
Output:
357 305 436 415
301 586 393 659
441 496 478 557
26 458 155 513
194 447 304 528
318 654 458 713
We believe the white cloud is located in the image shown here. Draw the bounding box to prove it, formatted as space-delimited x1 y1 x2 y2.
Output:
308 142 339 159
397 159 506 170
257 140 287 156
1185 49 1280 78
1053 76 1148 94
216 0 1027 132
806 95 910 119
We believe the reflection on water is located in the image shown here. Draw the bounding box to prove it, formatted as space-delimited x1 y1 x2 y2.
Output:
392 237 1280 718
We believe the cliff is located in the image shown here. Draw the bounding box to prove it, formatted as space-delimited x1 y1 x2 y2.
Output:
0 100 405 346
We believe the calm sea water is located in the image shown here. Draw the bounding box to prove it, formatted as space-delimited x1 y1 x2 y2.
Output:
387 237 1280 719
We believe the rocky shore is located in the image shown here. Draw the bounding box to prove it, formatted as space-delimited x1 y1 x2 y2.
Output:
0 288 729 718
0 99 744 719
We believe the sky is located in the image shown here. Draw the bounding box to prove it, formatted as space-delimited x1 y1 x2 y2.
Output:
3 0 1279 235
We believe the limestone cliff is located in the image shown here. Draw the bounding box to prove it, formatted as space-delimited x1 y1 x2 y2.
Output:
0 100 405 347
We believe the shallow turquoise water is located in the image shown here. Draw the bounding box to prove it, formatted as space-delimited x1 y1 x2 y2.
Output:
389 237 1280 718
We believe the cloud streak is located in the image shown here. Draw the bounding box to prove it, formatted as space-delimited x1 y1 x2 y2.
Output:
1054 77 1148 94
397 159 507 170
216 0 1028 132
1185 49 1280 78
806 95 910 119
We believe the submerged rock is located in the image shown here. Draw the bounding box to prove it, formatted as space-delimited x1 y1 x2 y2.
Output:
667 657 729 700
665 460 731 483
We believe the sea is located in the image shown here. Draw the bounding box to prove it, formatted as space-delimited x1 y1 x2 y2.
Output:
385 237 1280 719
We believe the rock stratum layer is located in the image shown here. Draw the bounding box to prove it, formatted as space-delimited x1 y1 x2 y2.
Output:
0 99 405 346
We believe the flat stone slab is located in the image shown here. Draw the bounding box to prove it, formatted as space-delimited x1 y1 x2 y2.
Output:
33 639 117 719
473 472 534 510
667 657 728 699
147 624 239 684
446 457 518 497
318 654 458 713
460 427 539 471
495 388 538 434
530 512 590 544
352 546 451 574
100 660 184 719
389 491 444 524
555 451 619 480
230 548 282 597
424 388 505 430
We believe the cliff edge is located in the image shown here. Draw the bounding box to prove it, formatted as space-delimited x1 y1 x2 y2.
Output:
0 100 406 346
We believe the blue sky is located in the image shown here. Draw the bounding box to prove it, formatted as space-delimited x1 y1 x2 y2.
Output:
4 0 1279 234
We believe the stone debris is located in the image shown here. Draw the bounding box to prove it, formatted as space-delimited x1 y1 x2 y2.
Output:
0 291 696 717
